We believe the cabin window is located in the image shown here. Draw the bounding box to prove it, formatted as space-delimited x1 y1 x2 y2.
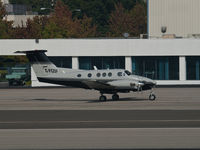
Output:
108 72 112 77
102 73 106 77
88 73 92 77
97 73 101 77
117 72 122 76
77 74 81 77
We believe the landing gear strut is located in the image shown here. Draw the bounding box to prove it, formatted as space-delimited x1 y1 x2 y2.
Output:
112 93 119 100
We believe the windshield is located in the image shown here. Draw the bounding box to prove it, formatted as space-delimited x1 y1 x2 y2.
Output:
124 70 132 76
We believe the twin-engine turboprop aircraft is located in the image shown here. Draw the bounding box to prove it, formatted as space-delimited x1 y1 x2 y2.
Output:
16 50 157 101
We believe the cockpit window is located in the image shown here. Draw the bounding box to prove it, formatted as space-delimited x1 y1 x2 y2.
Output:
125 70 132 76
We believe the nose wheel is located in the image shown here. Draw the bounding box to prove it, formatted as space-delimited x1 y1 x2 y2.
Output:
149 93 156 101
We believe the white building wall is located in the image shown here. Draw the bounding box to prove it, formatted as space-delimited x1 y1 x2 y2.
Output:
179 56 186 81
1 39 200 56
1 0 9 4
5 15 36 27
149 0 200 38
0 39 200 86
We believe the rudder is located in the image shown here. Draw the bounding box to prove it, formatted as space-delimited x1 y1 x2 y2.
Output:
15 50 58 77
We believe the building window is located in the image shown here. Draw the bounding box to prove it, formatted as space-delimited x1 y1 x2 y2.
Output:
132 56 179 80
96 73 101 77
88 73 92 77
102 72 106 77
48 57 72 68
186 56 200 80
108 72 112 77
77 74 81 77
79 57 125 70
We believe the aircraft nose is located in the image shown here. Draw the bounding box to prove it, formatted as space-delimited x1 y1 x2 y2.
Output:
152 80 157 86
143 79 156 87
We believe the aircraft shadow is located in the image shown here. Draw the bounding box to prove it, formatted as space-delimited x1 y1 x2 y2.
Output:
31 97 147 103
88 97 147 103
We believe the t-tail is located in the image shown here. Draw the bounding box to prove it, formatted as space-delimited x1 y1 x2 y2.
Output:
15 50 58 78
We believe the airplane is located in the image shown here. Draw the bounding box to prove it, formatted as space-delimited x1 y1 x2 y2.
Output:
15 50 157 101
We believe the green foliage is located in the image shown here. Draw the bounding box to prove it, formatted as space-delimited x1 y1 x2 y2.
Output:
0 1 6 19
5 0 146 38
108 2 147 37
0 1 13 39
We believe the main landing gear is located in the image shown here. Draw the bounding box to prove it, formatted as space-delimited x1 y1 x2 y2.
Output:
99 94 107 101
112 93 119 100
99 93 120 101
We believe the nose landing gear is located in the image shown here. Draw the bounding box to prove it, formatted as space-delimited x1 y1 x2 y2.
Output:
149 93 156 101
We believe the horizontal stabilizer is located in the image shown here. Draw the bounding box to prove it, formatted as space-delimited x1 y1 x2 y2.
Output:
15 50 51 64
15 50 47 54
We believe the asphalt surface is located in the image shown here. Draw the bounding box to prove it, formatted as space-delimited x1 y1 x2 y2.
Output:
1 128 200 149
0 87 200 149
0 110 200 129
1 87 200 110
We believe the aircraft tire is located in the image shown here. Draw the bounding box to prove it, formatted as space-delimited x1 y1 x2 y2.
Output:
99 95 107 101
149 94 156 101
112 94 119 100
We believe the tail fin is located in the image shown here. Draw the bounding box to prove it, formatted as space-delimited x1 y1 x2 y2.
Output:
15 50 58 77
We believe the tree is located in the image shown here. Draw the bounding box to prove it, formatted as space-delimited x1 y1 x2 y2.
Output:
42 0 96 38
0 1 6 19
129 2 147 36
108 1 147 37
13 15 48 39
0 1 13 39
42 0 76 38
76 15 96 38
26 16 48 38
108 3 135 37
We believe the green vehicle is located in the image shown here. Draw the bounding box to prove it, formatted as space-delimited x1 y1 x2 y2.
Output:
6 67 28 86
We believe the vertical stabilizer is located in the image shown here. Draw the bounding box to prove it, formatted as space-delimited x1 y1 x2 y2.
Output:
15 50 58 77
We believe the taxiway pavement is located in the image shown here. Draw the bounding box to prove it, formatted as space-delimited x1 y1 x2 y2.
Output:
0 87 200 110
0 87 200 149
0 110 200 129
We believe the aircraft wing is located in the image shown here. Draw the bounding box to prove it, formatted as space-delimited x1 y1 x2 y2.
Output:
82 80 115 89
82 79 141 90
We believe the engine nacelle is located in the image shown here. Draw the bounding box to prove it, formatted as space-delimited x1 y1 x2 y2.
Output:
107 80 142 89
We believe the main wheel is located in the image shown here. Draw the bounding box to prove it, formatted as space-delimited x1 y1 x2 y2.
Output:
99 95 107 101
149 94 156 101
112 94 119 100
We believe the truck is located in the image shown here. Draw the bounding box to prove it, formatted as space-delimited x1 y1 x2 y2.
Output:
6 67 28 86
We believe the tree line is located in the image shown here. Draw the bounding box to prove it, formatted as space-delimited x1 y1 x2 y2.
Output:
0 0 147 39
